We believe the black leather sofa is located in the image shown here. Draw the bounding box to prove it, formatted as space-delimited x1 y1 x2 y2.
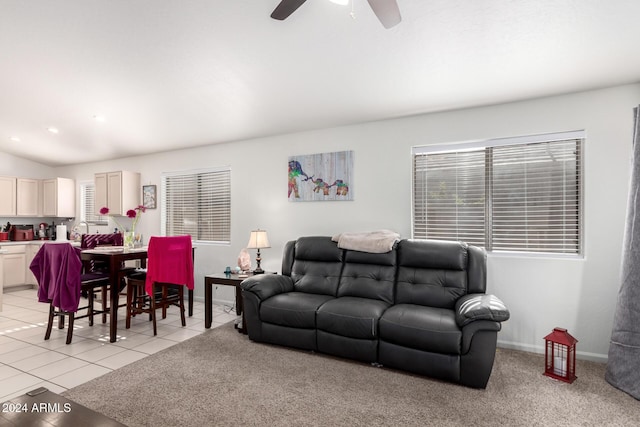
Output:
241 236 510 388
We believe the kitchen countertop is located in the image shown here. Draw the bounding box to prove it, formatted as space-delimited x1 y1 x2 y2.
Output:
0 240 81 246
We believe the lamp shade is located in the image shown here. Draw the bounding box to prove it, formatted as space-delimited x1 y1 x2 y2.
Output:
246 230 270 249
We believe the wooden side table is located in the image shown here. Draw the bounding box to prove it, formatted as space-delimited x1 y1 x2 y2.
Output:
204 273 255 333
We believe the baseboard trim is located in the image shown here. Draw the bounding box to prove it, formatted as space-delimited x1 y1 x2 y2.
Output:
190 294 236 311
497 340 608 363
212 297 235 307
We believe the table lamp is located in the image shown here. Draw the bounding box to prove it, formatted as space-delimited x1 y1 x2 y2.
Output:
246 229 270 274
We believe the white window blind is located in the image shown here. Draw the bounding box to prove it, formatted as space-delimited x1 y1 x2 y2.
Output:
413 149 486 246
162 167 231 243
413 132 583 255
80 182 106 225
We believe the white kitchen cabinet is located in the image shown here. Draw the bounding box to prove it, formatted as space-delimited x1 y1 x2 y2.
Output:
94 171 140 216
16 178 40 216
0 250 4 311
0 176 17 216
25 244 40 285
2 245 26 288
94 172 107 214
43 177 76 217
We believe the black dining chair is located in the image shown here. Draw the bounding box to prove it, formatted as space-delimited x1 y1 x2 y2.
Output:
125 235 194 335
80 233 135 323
30 243 111 344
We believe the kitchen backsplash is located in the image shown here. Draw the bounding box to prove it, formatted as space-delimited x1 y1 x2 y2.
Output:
1 217 127 240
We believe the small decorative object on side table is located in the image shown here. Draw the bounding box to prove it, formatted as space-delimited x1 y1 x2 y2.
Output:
204 272 275 334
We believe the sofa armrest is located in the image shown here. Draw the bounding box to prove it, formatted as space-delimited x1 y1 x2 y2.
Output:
455 294 510 327
241 274 294 301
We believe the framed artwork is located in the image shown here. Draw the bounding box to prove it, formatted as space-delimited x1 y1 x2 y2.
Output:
288 150 353 202
142 185 157 209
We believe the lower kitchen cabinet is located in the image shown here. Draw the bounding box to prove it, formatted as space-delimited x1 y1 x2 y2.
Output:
1 245 27 289
25 244 39 285
0 250 4 310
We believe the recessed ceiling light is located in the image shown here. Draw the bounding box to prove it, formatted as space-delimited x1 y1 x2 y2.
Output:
10 136 21 142
47 127 59 134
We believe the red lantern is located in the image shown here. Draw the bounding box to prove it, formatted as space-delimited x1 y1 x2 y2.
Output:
543 327 578 383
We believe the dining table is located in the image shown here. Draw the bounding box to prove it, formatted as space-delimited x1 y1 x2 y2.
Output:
80 246 194 343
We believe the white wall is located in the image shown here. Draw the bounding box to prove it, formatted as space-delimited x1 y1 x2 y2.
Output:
37 84 640 361
0 152 55 178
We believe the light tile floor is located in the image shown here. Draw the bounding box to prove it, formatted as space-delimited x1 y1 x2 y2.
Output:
0 288 238 402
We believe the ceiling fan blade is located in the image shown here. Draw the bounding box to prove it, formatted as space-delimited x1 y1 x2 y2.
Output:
271 0 308 20
366 0 402 29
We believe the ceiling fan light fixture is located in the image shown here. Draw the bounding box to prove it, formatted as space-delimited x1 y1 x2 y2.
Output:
271 0 400 28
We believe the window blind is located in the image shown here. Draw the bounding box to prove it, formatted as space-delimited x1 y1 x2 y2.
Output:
413 133 583 255
80 182 106 225
413 149 486 247
162 167 231 243
491 140 581 253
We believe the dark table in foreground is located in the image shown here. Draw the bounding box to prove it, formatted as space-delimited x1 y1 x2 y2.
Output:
1 387 126 426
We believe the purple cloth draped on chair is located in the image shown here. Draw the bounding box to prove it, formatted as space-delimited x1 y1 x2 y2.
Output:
30 243 83 313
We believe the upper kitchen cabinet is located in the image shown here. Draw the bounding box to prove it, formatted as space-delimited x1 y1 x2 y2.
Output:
94 171 140 216
16 178 40 216
42 177 76 217
0 176 17 216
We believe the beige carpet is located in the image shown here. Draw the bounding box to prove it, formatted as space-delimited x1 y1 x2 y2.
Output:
63 323 640 426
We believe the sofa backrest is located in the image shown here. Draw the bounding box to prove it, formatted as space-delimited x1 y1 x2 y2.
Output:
284 236 344 296
281 236 487 306
338 249 396 304
396 239 486 309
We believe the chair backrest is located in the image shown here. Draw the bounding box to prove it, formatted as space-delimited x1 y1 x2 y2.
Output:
81 233 124 272
30 243 82 312
81 233 123 248
144 235 194 295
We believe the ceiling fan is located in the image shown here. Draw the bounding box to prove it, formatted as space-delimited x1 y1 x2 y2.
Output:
271 0 402 29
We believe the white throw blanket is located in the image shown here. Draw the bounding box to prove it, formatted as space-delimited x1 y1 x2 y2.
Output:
331 230 400 254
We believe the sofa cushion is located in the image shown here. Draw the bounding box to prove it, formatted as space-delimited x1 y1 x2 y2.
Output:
396 240 470 309
396 268 467 309
398 239 468 270
317 297 390 339
379 304 462 355
337 249 396 303
260 292 335 328
290 237 344 296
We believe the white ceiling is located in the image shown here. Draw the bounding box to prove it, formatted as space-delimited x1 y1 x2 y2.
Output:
2 0 640 167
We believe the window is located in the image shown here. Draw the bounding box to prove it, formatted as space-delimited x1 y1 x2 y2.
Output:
161 167 231 243
80 181 106 225
413 131 583 255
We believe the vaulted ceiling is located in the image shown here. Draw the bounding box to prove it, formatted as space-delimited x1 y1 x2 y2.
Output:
2 1 640 166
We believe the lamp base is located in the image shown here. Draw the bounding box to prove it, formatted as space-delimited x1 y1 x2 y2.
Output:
253 248 264 275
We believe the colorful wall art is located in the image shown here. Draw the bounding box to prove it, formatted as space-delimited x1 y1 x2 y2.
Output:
288 150 353 202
